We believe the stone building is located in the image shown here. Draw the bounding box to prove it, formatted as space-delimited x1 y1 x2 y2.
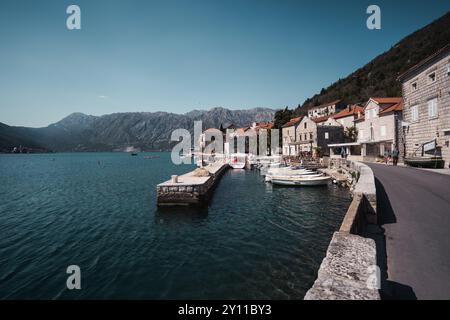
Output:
294 116 344 156
328 98 403 161
307 100 348 119
282 117 303 156
398 44 450 168
354 97 403 161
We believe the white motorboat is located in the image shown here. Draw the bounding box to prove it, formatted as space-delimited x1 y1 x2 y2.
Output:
229 154 246 169
265 172 322 182
267 167 313 174
264 167 314 177
271 175 331 186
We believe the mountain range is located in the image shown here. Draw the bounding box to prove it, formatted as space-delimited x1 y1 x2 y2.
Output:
0 108 275 152
2 12 449 152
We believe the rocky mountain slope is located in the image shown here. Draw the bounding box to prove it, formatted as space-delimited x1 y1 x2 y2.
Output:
294 11 450 115
0 107 275 152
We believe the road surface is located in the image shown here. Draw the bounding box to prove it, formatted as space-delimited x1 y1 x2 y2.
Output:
366 163 450 300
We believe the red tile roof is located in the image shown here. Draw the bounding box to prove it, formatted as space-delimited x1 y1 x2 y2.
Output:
235 127 250 134
312 115 330 123
369 97 403 115
258 122 274 129
332 105 364 120
282 116 303 128
371 97 403 105
379 100 403 114
357 97 403 119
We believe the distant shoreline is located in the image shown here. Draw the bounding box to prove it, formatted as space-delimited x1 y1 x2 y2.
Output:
0 150 172 154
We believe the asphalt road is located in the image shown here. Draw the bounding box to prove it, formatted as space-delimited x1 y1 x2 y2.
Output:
366 163 450 300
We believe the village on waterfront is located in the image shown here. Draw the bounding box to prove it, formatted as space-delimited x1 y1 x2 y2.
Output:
156 43 450 300
170 43 450 173
1 1 450 303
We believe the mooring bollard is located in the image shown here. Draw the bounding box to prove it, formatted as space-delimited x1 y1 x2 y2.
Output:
171 175 178 183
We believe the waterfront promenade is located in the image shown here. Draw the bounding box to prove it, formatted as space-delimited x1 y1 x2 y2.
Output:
367 163 450 300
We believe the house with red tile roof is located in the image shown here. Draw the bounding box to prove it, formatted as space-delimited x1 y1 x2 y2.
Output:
353 97 403 160
332 105 365 129
307 100 348 119
328 98 403 161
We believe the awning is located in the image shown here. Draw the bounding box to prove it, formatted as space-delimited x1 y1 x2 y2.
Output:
360 139 393 144
328 142 361 147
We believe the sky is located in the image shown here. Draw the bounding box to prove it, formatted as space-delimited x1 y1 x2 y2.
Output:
0 0 449 127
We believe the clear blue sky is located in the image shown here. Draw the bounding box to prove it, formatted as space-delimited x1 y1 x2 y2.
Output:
0 0 449 127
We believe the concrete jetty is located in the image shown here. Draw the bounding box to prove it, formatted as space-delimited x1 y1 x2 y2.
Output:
157 162 229 206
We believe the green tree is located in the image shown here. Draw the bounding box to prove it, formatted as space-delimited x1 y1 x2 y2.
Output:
273 107 293 129
344 126 358 142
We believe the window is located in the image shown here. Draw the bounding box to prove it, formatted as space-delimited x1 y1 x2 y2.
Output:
428 98 438 118
325 132 329 140
428 72 436 83
380 125 386 137
447 64 450 76
310 133 313 140
304 122 307 129
411 105 419 122
412 82 417 91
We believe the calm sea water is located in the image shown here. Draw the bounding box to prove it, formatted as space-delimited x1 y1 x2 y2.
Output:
0 152 351 299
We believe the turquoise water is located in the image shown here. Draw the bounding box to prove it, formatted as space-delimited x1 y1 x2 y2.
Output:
0 152 351 299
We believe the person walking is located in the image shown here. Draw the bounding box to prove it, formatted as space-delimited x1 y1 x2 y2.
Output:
392 147 399 166
384 149 389 164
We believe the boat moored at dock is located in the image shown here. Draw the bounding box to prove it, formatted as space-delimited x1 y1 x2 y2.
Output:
271 175 331 186
229 154 247 169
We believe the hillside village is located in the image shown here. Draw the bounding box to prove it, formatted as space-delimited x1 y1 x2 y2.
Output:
201 44 450 169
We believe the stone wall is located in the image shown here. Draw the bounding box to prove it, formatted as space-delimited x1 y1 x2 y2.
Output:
401 49 450 168
157 163 228 206
305 159 380 300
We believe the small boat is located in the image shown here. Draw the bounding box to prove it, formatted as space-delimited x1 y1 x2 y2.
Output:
267 167 313 175
230 154 246 169
404 156 445 169
131 153 138 156
265 172 321 182
271 175 331 186
265 168 317 182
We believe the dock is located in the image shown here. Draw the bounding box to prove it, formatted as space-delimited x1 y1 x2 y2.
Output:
318 168 350 186
157 162 229 206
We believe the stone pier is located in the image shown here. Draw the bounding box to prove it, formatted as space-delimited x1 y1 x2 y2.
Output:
157 162 229 206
